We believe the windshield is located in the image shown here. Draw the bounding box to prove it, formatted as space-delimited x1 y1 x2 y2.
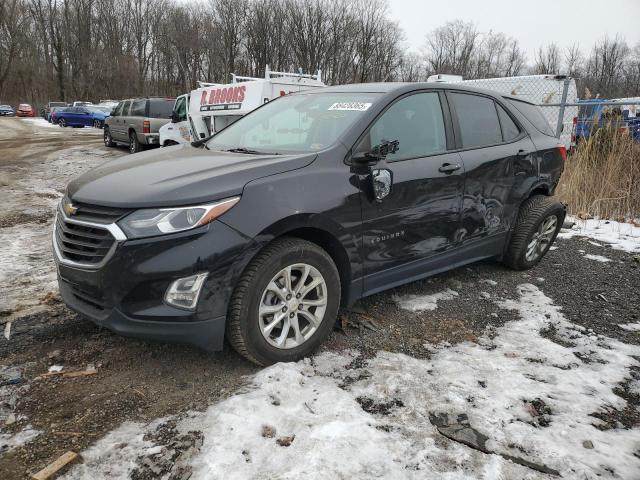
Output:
206 92 381 154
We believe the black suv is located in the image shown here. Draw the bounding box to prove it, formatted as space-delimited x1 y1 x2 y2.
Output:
54 83 566 365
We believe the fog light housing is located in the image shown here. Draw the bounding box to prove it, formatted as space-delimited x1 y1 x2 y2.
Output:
164 273 208 310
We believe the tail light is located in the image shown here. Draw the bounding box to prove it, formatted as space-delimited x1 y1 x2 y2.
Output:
557 144 567 161
572 116 577 125
143 120 150 134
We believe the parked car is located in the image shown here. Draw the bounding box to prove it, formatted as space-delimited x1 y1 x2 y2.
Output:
0 105 15 116
73 101 93 107
573 98 640 144
87 106 111 128
55 106 98 127
50 107 68 124
42 101 68 121
16 104 36 117
103 97 175 153
55 83 566 365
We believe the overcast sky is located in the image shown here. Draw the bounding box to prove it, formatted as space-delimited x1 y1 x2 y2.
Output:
386 0 640 59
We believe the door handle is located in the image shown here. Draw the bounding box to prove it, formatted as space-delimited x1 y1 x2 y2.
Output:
438 163 461 173
517 149 530 157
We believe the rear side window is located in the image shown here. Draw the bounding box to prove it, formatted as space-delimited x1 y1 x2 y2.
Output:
362 92 447 161
497 104 520 141
450 93 502 148
148 99 175 119
130 99 146 117
507 99 555 137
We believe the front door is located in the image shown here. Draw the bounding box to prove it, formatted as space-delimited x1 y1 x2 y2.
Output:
357 91 464 294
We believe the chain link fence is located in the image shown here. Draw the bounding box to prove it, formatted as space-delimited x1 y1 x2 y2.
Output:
444 74 640 147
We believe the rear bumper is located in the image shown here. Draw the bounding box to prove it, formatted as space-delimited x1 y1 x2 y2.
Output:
141 133 159 145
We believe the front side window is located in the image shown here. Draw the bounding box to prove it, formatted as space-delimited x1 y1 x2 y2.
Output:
207 92 381 154
112 102 123 117
450 93 502 148
175 97 187 121
357 92 447 161
121 101 132 116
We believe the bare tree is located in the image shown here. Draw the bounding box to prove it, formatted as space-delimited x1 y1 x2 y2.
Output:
533 43 560 74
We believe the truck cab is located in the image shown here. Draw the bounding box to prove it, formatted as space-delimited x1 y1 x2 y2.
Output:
159 68 325 147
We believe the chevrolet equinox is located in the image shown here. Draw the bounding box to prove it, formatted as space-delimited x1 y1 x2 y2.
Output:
54 83 566 365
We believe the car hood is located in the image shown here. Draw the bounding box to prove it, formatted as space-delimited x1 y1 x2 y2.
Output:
67 144 317 208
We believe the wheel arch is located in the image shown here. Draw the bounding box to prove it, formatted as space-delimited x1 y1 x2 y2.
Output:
231 213 356 308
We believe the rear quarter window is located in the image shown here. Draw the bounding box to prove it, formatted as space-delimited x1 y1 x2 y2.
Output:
507 99 555 137
148 99 175 119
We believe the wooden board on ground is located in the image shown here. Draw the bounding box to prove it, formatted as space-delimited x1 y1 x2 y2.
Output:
32 451 80 480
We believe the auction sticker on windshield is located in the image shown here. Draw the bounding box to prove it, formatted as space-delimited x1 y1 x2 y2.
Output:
328 102 372 111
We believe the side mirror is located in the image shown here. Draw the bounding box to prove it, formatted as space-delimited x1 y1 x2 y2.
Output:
352 139 399 166
171 111 180 123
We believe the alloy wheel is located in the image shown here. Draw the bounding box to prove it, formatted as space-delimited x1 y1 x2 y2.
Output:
525 215 558 262
258 263 328 349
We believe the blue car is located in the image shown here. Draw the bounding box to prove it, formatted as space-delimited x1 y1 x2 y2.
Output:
0 104 15 116
574 99 640 143
87 106 111 128
55 106 99 128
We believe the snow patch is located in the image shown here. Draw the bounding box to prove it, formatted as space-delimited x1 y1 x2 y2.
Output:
0 426 41 456
619 323 640 332
558 217 640 253
583 254 611 263
394 289 459 311
67 285 640 479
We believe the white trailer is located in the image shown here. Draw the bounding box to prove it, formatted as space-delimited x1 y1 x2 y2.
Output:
160 68 325 146
428 74 578 149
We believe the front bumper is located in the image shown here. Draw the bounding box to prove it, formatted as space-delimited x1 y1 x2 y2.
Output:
54 218 255 351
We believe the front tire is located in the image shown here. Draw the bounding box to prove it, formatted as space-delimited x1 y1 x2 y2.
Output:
58 118 66 127
503 195 566 270
93 119 103 129
103 127 115 147
226 238 341 366
129 131 142 153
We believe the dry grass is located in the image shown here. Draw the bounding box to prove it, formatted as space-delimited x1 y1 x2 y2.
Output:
557 125 640 220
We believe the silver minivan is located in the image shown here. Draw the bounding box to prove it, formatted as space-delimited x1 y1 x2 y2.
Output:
104 97 175 153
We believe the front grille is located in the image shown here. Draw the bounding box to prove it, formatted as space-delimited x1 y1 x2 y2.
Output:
55 215 116 265
65 200 131 224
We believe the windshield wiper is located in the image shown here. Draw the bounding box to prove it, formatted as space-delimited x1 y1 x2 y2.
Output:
224 148 280 155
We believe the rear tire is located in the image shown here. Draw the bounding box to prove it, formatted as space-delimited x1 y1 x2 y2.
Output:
503 195 566 270
226 238 341 366
129 131 142 153
103 127 115 147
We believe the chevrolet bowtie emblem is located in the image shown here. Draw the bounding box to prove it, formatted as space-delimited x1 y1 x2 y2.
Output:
63 202 78 216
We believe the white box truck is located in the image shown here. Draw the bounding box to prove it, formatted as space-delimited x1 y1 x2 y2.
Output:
159 68 325 146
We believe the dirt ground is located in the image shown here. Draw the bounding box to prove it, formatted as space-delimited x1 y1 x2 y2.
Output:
0 117 639 479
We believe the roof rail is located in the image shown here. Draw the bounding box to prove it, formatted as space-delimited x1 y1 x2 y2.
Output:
264 65 322 82
197 81 222 88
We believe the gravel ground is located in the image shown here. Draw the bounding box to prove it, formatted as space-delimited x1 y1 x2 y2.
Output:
0 118 638 479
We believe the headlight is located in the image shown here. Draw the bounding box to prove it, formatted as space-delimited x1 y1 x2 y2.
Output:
118 197 239 239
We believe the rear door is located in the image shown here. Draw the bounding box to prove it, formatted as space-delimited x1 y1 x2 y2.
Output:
448 91 536 242
358 91 465 293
